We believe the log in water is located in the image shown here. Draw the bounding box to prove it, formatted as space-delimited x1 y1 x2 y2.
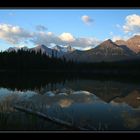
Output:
13 105 90 131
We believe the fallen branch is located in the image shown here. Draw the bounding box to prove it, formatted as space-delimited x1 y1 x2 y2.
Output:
13 105 89 130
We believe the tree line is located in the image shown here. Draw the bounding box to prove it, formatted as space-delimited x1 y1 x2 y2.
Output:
0 49 140 75
0 50 76 71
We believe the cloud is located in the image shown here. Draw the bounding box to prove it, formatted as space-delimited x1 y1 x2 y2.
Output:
36 25 47 31
109 32 113 36
31 31 100 48
81 15 93 25
112 36 122 42
70 37 100 48
123 14 140 34
111 35 129 42
0 24 32 44
31 31 61 46
59 32 75 42
82 46 92 51
47 32 53 36
0 23 100 49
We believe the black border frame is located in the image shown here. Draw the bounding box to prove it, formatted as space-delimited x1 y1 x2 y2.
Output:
0 0 140 135
0 0 140 8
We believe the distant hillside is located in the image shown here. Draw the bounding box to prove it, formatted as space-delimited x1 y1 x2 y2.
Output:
115 35 140 53
64 39 137 62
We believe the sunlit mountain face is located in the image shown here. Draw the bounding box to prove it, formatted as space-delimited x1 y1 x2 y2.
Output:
116 35 140 54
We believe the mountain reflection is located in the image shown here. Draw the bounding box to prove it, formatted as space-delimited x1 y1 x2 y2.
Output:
1 72 140 130
113 90 140 108
122 111 140 129
0 72 140 109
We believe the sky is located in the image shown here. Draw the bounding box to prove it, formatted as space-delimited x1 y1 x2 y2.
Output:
0 9 140 51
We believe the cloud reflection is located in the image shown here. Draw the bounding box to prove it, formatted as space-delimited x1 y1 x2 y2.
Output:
59 99 73 108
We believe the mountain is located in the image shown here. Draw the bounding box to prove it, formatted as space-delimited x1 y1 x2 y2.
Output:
4 35 140 62
6 47 20 52
64 50 85 62
21 46 29 51
113 90 140 108
126 35 140 53
115 35 140 53
53 45 63 52
90 39 134 56
53 45 75 53
30 44 54 56
30 44 76 57
52 45 76 57
5 44 75 58
64 39 136 62
63 45 75 52
115 40 126 46
6 46 29 52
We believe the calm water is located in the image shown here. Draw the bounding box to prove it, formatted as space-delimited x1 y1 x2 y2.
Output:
0 72 140 131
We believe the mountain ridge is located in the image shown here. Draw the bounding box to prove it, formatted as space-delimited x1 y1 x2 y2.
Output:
5 35 140 62
115 35 140 53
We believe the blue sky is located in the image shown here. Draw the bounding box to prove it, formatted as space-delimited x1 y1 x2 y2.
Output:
0 9 140 51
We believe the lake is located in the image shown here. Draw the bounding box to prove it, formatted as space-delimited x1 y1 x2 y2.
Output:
0 72 140 131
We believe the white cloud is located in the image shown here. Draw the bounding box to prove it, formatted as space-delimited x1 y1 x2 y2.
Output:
0 23 100 49
133 33 140 36
81 15 93 25
82 47 92 51
109 32 127 42
47 32 53 36
59 32 75 42
123 14 140 34
71 37 100 48
111 35 129 42
36 25 47 31
112 36 122 42
31 31 100 48
31 31 61 46
0 24 32 44
109 32 113 36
